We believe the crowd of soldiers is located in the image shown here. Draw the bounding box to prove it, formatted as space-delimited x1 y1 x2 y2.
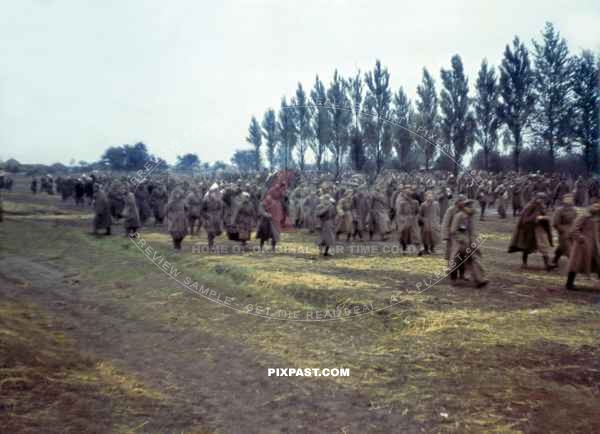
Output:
18 169 600 291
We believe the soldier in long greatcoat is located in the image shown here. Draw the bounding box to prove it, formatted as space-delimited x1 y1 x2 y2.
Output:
234 192 256 247
185 187 204 236
134 185 151 226
565 200 600 290
256 192 281 251
551 193 577 267
395 189 420 254
508 193 555 270
448 200 488 288
150 185 168 225
316 194 337 256
335 190 354 241
351 185 371 241
370 188 392 241
201 184 224 250
302 191 320 233
167 187 188 250
93 185 112 235
123 191 141 236
419 191 441 255
441 195 467 280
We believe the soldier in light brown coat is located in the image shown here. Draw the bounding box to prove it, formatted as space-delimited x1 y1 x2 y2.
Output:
419 191 441 255
167 187 188 250
201 184 224 250
448 200 488 288
551 193 577 267
123 191 141 237
565 200 600 290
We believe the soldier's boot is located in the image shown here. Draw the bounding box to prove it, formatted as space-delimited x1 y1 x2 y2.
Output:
271 240 277 252
565 272 577 290
449 270 459 286
106 227 111 236
346 234 351 242
260 239 265 251
323 246 330 257
552 250 562 266
456 262 469 280
543 255 557 271
521 252 528 269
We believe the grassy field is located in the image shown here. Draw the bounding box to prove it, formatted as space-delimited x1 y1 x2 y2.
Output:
1 176 599 433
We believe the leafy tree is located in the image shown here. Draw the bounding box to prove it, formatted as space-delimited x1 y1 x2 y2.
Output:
327 70 352 178
440 55 477 175
293 83 313 171
415 68 439 169
310 75 331 171
531 22 574 170
101 146 126 170
364 60 393 175
349 127 366 170
124 142 153 170
261 109 278 169
212 160 227 171
572 50 600 173
277 96 297 170
391 86 413 169
498 36 536 171
4 158 21 173
246 116 262 170
175 153 200 171
231 149 258 173
474 59 501 171
348 70 364 131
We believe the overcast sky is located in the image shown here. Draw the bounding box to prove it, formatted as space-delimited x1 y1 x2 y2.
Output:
1 0 598 165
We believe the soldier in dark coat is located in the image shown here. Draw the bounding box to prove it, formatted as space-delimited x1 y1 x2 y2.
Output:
551 193 577 267
256 193 280 251
511 183 523 217
93 185 112 235
74 178 85 206
135 185 152 226
30 177 38 194
316 194 337 256
234 192 256 247
565 201 600 290
508 193 555 270
123 191 141 236
150 185 168 225
167 187 188 250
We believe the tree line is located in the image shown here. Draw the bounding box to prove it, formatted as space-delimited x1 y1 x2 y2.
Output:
241 22 599 175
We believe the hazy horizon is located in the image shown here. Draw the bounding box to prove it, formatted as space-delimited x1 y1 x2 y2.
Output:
1 0 599 166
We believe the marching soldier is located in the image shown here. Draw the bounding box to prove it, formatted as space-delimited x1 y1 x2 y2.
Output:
565 200 600 290
508 193 555 270
551 193 577 267
316 193 337 256
448 199 488 287
167 187 188 250
93 185 112 235
201 183 224 250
